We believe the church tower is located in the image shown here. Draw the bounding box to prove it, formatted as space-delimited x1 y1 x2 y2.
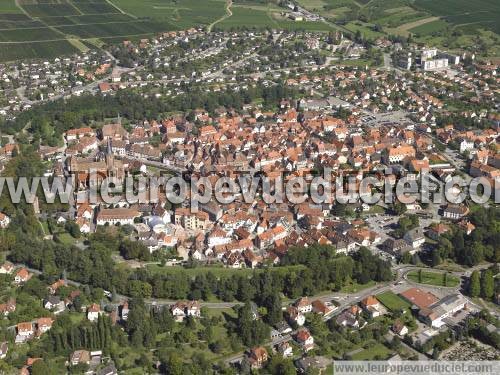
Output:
106 137 115 174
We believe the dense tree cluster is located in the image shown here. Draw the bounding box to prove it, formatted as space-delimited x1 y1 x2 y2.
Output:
438 207 500 266
1 83 299 146
43 315 114 355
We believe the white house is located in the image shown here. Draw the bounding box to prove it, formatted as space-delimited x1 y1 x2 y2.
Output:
87 303 101 322
0 213 10 228
403 227 426 249
295 329 314 352
277 341 293 358
295 297 313 314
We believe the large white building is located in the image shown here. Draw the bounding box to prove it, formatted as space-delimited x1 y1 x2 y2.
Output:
419 294 468 328
96 208 140 226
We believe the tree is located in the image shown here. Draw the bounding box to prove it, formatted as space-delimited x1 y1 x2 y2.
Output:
166 355 183 375
65 220 81 238
401 251 412 264
480 270 494 299
265 355 296 375
469 271 480 297
31 360 52 375
432 347 440 360
431 251 442 267
264 293 282 326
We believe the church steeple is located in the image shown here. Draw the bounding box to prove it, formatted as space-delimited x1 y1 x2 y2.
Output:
106 137 114 170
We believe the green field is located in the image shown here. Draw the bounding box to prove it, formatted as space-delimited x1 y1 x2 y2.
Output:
0 40 79 61
414 0 500 34
110 0 227 24
351 342 393 360
407 270 460 287
215 6 334 32
0 0 21 13
1 0 499 61
376 291 412 312
0 0 230 61
0 27 62 42
297 0 500 53
56 20 175 38
409 19 449 35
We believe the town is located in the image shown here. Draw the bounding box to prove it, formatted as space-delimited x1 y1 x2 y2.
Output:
0 21 498 375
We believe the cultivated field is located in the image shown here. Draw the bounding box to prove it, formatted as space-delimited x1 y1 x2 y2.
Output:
414 0 500 34
1 0 499 61
0 0 229 61
3 0 321 61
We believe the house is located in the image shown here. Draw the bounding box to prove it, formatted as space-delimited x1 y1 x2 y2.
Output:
386 145 416 164
36 317 53 334
403 227 425 249
48 279 66 294
427 223 450 241
87 303 101 322
442 204 469 220
174 208 210 231
120 301 129 321
277 341 293 358
286 306 305 326
0 299 16 316
16 322 34 343
383 238 412 255
0 261 14 274
14 268 31 284
0 342 7 359
295 297 312 314
70 350 91 366
275 321 293 334
170 300 201 322
295 328 314 352
360 295 383 318
336 305 361 328
311 299 334 316
0 212 10 228
44 296 65 314
247 346 268 369
457 220 475 235
392 319 409 336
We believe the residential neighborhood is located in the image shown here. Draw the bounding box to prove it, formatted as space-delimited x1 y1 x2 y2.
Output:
0 7 498 375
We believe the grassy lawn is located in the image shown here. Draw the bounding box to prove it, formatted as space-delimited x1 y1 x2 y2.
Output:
351 342 393 360
341 280 376 293
407 270 459 287
40 220 51 235
204 307 236 319
68 312 85 324
376 291 411 312
344 21 385 39
55 232 77 246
